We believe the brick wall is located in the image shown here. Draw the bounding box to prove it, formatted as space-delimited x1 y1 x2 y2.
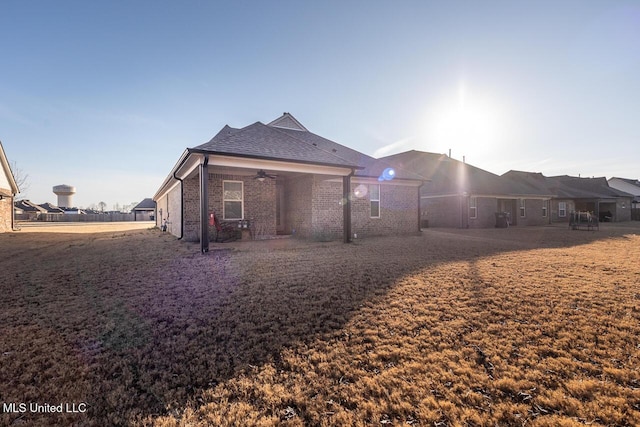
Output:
616 199 632 222
168 184 182 236
351 183 418 237
183 175 200 241
551 199 575 223
516 199 549 226
0 196 12 232
241 175 276 238
155 196 165 229
156 183 183 237
311 177 343 240
422 196 461 227
468 197 499 228
286 175 313 238
425 196 553 228
179 170 420 241
182 172 277 242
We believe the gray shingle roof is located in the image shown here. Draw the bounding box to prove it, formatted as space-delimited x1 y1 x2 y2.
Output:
275 128 425 180
383 150 522 195
502 170 556 196
133 198 156 210
505 171 635 199
194 122 360 168
193 114 424 181
611 177 640 187
15 200 48 213
547 175 633 199
39 202 64 213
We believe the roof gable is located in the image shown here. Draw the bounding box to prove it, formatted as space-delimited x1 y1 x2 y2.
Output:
267 112 308 131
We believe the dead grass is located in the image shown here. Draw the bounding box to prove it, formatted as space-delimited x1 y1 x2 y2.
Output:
1 223 639 426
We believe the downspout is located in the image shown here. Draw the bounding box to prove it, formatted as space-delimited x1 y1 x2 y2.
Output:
200 155 209 253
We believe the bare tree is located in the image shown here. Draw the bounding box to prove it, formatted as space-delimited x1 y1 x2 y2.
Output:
98 201 106 212
10 161 30 200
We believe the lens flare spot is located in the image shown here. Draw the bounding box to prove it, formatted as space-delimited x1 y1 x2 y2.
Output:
353 184 368 198
379 167 396 181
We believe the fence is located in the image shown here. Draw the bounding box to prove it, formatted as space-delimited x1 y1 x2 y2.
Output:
17 213 136 222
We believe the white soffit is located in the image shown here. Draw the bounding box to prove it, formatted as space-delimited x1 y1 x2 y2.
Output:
207 154 353 176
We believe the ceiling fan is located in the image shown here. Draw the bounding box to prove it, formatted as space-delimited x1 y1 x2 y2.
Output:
254 169 277 182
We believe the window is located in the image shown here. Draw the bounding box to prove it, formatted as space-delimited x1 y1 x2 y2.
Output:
542 201 548 217
469 196 477 219
223 181 243 220
558 201 567 218
370 184 380 218
519 199 526 217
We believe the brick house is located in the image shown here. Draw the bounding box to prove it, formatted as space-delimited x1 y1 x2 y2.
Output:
0 141 19 232
608 178 640 209
154 113 424 251
382 151 554 228
546 175 632 223
505 172 633 223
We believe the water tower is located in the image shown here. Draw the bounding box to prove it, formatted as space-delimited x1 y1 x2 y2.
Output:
53 184 76 208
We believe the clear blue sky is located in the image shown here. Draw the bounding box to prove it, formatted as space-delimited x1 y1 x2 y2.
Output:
1 0 638 209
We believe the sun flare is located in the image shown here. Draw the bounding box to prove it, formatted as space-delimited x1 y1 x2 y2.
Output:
424 83 509 159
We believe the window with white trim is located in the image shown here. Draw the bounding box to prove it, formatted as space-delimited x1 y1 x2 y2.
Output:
558 201 567 217
370 184 380 218
519 199 526 217
223 181 243 220
469 196 477 219
542 200 548 217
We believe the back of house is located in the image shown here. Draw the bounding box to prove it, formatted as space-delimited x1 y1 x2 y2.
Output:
154 113 424 247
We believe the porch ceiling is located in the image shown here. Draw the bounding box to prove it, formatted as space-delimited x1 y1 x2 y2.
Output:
200 165 303 179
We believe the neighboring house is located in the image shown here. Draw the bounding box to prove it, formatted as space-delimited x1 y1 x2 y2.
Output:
507 172 633 223
546 175 633 223
609 177 640 221
383 151 554 228
608 178 640 208
0 141 19 232
14 199 46 221
132 198 156 221
154 113 424 251
39 202 65 214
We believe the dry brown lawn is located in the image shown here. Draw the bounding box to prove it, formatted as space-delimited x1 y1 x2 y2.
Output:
1 223 639 426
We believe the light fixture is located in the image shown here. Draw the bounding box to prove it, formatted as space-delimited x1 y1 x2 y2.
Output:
254 170 276 182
